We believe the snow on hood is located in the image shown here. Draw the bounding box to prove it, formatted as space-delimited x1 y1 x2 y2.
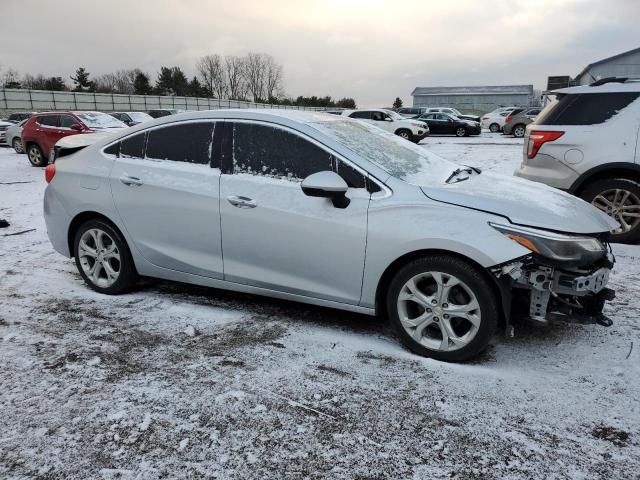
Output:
422 172 619 235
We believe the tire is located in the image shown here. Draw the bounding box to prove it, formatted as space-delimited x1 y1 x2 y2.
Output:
455 127 467 137
386 255 498 362
512 124 526 138
12 138 25 154
489 123 500 133
73 219 138 294
579 177 640 244
27 143 46 167
395 129 413 142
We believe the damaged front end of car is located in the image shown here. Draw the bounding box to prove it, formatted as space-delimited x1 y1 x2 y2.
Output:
489 223 616 330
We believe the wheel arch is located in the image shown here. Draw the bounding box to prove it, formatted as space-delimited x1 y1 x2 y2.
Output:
67 211 126 258
374 248 507 327
569 163 640 195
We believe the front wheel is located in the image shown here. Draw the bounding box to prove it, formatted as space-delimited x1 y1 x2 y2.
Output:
489 123 500 133
455 127 467 137
386 255 498 362
580 177 640 244
27 144 46 167
395 129 413 142
73 219 138 294
12 138 25 154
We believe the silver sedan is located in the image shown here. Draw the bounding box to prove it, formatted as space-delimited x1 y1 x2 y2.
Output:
43 110 618 361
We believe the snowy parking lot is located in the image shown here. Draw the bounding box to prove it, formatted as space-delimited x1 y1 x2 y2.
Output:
1 133 639 479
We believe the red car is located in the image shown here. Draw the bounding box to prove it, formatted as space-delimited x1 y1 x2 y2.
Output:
21 111 127 167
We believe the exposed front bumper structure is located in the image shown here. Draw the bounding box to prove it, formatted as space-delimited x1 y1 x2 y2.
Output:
492 252 616 328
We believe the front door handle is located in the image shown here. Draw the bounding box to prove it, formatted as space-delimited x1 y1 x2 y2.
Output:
120 175 143 187
227 195 257 209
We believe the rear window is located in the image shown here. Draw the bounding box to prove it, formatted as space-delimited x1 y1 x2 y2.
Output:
537 92 640 125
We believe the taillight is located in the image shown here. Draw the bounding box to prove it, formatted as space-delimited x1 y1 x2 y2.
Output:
505 115 513 123
482 115 489 119
45 164 56 183
526 130 564 159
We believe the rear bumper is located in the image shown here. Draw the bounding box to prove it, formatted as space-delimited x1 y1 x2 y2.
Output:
514 154 579 190
43 184 72 257
502 123 513 135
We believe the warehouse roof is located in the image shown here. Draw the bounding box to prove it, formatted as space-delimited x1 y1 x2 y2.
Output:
574 46 640 82
411 85 533 96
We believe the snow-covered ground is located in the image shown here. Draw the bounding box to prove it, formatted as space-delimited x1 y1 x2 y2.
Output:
1 133 639 479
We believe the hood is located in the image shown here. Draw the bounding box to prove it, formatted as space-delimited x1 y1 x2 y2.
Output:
421 171 618 235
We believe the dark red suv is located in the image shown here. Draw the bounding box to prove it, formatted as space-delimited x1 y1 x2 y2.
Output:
21 111 127 166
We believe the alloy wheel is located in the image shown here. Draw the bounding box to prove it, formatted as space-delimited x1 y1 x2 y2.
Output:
78 228 121 288
28 146 42 165
592 188 640 234
513 125 525 138
456 127 466 137
399 131 410 139
489 124 500 133
396 271 481 352
13 138 24 154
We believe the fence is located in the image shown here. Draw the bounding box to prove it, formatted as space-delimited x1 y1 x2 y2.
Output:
0 88 330 114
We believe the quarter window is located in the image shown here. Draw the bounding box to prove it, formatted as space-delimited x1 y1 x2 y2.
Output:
146 122 214 164
120 132 146 159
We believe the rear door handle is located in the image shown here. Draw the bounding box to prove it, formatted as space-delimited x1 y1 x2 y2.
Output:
120 175 143 187
227 195 257 209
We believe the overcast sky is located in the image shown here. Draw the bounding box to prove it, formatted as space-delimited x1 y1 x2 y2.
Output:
2 0 638 106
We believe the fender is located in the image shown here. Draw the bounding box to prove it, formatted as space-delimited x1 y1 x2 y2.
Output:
568 162 640 194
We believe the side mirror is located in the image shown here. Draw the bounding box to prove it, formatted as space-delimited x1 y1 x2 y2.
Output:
301 171 350 208
70 123 83 131
384 117 393 122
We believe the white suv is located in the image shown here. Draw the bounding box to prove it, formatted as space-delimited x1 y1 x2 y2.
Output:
341 109 429 143
515 78 640 243
480 107 518 132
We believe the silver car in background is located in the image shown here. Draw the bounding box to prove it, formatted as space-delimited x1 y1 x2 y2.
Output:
5 119 28 153
43 110 617 362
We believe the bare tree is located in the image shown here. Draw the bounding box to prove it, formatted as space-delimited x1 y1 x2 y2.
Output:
244 52 267 101
264 55 283 101
224 55 247 100
197 54 227 98
95 69 141 94
2 68 21 88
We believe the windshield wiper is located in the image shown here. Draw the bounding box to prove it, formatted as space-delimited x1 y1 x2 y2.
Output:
445 167 472 183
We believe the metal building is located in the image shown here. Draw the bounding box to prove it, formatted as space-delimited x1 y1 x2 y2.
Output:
411 85 535 113
573 46 640 85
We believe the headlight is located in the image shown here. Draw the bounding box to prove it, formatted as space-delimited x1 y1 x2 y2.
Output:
411 122 426 128
490 223 605 264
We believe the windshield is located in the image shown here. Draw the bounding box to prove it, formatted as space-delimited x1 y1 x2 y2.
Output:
76 112 126 129
386 110 404 121
311 119 456 186
128 112 153 122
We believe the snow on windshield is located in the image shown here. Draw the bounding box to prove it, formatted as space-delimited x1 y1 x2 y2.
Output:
76 112 126 129
311 119 456 186
128 112 153 122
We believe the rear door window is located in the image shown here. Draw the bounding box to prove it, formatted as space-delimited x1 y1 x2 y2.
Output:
537 92 640 125
146 122 215 165
37 115 59 127
59 115 78 128
349 111 371 119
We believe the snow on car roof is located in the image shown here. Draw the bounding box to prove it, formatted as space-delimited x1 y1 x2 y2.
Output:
552 81 640 95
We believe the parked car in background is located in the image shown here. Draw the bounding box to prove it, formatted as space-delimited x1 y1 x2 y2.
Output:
502 107 542 137
5 112 34 124
420 107 481 123
5 119 28 153
396 107 428 117
341 108 429 142
43 109 617 362
148 109 183 118
481 108 517 132
21 111 127 166
110 111 154 126
0 120 12 145
515 77 640 243
416 112 481 136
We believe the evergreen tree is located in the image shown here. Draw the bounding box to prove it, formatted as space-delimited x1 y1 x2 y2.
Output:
392 97 403 109
155 66 188 96
70 67 94 92
133 72 152 95
187 76 203 97
45 77 67 91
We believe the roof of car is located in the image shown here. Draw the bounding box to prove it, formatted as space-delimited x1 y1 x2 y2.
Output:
552 79 640 94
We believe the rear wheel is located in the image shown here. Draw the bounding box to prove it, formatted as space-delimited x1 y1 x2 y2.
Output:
455 127 467 137
27 144 46 167
512 124 526 138
386 255 498 362
12 138 25 154
395 129 413 142
489 123 500 133
73 219 138 294
580 177 640 244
